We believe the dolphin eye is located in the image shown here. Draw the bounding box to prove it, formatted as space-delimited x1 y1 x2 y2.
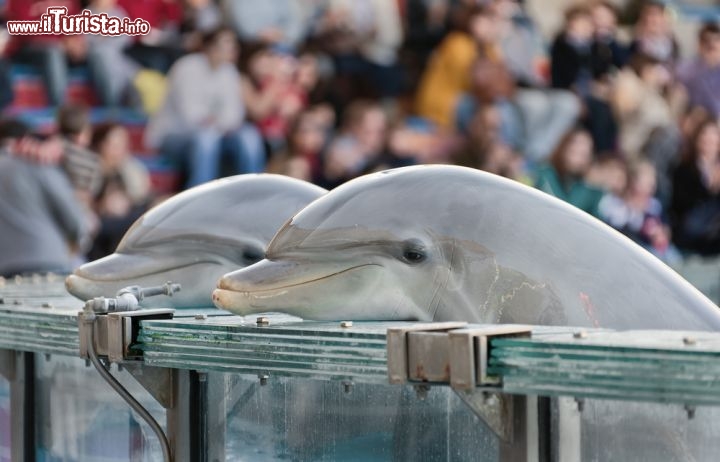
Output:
401 241 427 264
242 247 265 264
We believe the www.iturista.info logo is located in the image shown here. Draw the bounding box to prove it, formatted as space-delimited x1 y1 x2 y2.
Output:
7 7 151 36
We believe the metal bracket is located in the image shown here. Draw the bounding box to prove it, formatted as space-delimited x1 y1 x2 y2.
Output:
455 389 515 442
123 362 176 409
0 348 16 381
449 325 532 390
387 322 467 384
78 308 174 361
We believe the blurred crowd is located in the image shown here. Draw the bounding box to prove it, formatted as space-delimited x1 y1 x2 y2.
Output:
1 0 720 277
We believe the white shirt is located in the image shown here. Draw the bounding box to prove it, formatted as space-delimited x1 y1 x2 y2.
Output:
145 53 245 148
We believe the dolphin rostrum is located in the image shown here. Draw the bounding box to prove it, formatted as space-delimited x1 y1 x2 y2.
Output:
66 174 326 308
214 165 720 330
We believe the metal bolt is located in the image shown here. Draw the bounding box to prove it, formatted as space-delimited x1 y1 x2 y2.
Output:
194 313 207 320
683 336 697 346
340 321 353 328
414 384 430 401
256 316 270 326
259 374 269 386
481 392 499 406
42 302 53 309
685 404 696 420
573 331 587 339
575 397 585 413
342 381 353 393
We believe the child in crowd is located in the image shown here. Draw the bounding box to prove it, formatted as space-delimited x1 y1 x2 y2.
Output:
599 160 681 264
671 118 720 255
535 128 604 216
267 106 331 183
88 123 151 259
321 100 388 188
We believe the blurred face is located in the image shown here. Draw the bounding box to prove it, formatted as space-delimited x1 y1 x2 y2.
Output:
592 4 617 36
563 132 593 174
207 31 238 66
469 14 497 43
292 116 325 154
631 164 657 196
696 123 720 161
701 31 720 65
297 54 319 89
355 109 387 152
567 14 594 43
640 6 668 36
100 127 130 168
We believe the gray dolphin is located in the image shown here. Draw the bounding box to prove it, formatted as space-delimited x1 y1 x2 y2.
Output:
66 175 326 308
213 165 720 330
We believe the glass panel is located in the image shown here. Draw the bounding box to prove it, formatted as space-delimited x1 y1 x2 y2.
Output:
0 376 9 462
35 355 165 462
580 399 720 462
216 373 499 462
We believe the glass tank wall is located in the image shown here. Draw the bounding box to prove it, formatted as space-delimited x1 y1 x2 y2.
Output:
0 376 9 462
34 355 165 462
215 373 499 462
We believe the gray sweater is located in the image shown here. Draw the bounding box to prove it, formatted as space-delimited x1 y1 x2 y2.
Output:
0 153 87 276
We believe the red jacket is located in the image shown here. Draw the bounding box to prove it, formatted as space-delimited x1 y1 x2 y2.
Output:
5 0 80 55
117 0 182 29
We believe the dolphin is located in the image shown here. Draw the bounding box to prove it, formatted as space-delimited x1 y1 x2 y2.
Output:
66 175 326 308
213 165 720 330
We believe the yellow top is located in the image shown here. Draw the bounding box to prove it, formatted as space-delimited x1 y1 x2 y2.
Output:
415 32 478 129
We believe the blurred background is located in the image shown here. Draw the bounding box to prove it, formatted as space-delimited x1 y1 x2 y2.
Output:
1 0 720 300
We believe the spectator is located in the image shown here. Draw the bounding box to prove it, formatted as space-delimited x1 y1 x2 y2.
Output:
267 107 330 182
415 5 499 129
629 1 679 66
678 22 720 119
243 48 310 152
550 5 595 96
491 0 581 162
0 24 12 110
611 53 676 158
119 0 183 73
56 104 102 202
320 100 387 188
319 0 403 100
535 128 604 216
590 1 629 76
586 155 629 197
88 122 150 259
145 27 265 188
551 3 619 153
86 0 139 107
0 119 88 276
671 118 720 255
599 160 680 263
222 0 304 49
181 0 223 51
5 0 102 106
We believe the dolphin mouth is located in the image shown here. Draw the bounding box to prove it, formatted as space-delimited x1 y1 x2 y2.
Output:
212 259 381 312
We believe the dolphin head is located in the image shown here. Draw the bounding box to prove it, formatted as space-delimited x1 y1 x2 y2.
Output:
214 166 720 330
66 175 326 308
213 167 532 322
